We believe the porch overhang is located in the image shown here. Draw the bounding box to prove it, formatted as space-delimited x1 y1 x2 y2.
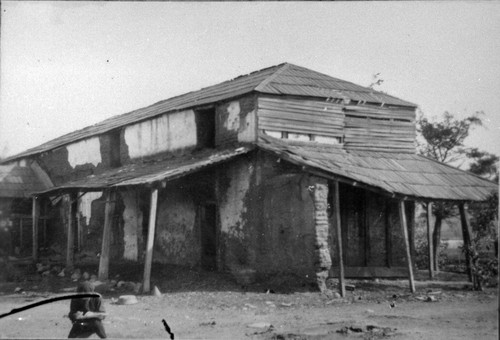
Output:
257 135 497 202
34 146 253 196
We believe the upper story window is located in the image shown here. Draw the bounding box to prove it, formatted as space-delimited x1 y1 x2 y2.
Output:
263 130 342 145
195 107 216 149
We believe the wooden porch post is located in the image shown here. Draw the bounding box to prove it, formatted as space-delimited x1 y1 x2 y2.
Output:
143 188 159 293
66 192 77 268
32 196 40 263
98 190 116 281
334 181 346 297
20 218 23 252
458 203 474 283
426 202 434 279
399 200 416 293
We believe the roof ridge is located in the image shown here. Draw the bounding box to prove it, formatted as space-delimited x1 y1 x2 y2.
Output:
254 63 291 92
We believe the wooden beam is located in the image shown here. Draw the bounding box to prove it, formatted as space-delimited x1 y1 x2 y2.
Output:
330 266 409 278
399 200 416 293
458 203 474 283
426 203 434 279
32 196 40 263
77 207 82 253
143 188 159 293
19 218 23 253
66 192 77 268
334 181 346 297
98 190 116 281
385 199 392 268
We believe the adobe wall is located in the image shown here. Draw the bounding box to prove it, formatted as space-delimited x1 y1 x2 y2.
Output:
217 152 319 279
35 94 258 185
215 95 257 146
153 182 201 266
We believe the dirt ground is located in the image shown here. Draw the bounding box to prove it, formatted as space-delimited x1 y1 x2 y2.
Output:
0 266 498 339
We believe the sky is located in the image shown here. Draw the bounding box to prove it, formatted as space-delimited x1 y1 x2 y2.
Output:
1 1 499 162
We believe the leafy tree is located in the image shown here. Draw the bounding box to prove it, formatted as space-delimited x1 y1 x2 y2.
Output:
417 111 483 164
466 148 499 183
416 111 484 271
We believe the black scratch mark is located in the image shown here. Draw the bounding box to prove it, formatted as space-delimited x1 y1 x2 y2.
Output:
0 293 100 319
162 319 174 339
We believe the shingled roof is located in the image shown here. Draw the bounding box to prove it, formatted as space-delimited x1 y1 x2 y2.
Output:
31 134 496 202
257 135 497 201
34 146 252 195
0 164 50 198
2 63 416 163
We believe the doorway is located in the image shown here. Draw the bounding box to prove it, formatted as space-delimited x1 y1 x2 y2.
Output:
201 203 217 270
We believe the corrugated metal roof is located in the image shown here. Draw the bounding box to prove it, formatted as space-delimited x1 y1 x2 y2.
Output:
257 135 497 201
0 164 50 198
35 146 252 195
3 63 416 163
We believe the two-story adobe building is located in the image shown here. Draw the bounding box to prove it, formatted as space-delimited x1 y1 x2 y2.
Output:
1 63 496 294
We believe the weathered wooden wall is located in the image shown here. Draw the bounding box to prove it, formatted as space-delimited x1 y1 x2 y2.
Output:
258 96 344 139
329 183 413 277
256 96 416 153
343 105 416 152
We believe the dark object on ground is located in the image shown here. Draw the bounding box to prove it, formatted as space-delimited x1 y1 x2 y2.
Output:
162 319 174 340
345 284 356 291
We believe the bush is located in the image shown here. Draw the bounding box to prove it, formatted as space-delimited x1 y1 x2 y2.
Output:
414 235 449 270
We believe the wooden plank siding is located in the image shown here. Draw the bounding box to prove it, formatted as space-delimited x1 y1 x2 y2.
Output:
257 96 344 138
344 105 416 153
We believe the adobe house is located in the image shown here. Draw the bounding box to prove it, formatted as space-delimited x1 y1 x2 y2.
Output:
0 63 496 294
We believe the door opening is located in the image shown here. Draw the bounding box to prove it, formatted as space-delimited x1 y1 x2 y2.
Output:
201 203 217 271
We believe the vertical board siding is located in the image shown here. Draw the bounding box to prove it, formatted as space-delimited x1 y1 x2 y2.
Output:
258 97 345 137
344 105 416 152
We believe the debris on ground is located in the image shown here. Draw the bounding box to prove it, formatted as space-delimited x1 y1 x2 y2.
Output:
345 284 356 291
246 322 274 335
114 295 138 305
247 322 273 329
336 324 397 337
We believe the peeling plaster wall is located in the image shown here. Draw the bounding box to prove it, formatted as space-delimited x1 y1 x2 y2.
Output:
153 183 200 266
121 190 143 262
37 148 77 186
74 192 104 259
123 110 197 159
78 192 103 225
37 137 109 186
216 96 256 146
217 153 317 279
77 193 105 257
217 157 253 271
66 137 102 168
252 169 317 277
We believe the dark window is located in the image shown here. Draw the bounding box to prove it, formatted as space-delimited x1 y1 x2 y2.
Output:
195 108 216 148
107 130 121 168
